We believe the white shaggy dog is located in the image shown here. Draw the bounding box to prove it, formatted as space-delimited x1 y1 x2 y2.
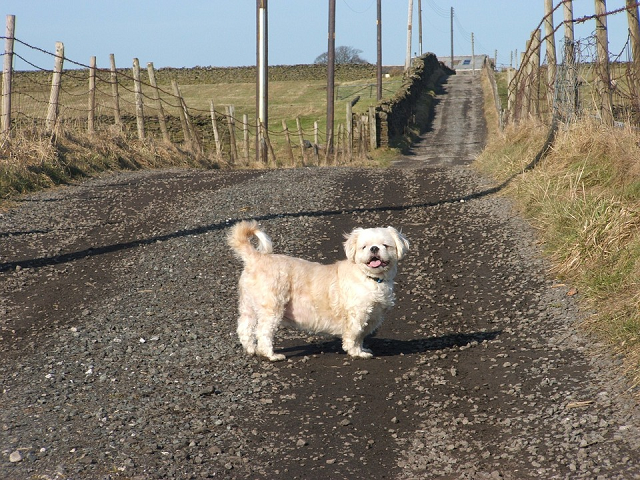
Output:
228 220 409 361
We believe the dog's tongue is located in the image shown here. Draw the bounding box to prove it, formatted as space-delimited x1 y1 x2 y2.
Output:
368 259 382 268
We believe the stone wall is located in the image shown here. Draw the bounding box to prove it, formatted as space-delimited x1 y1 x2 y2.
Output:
376 53 453 147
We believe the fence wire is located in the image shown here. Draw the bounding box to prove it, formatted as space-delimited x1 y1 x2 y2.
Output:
506 1 640 128
1 34 377 166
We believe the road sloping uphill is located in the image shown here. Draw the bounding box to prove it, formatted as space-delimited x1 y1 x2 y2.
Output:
1 72 639 479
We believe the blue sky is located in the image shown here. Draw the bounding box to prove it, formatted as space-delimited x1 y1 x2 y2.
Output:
3 1 634 72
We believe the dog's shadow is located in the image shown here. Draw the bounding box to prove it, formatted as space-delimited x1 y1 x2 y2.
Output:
276 330 501 358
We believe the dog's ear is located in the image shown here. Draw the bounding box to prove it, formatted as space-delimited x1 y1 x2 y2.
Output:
343 228 361 262
387 227 410 260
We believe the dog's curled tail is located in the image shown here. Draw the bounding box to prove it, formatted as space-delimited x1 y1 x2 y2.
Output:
228 220 273 261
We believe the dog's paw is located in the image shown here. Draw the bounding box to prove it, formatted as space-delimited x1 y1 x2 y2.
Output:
264 352 286 362
268 353 286 362
348 348 373 359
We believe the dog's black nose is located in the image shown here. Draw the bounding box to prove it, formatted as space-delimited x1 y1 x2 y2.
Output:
370 245 379 254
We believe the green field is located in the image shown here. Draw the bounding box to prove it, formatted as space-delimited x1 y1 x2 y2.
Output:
9 64 405 160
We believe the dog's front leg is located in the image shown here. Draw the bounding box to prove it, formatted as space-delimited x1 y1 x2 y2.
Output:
342 314 373 359
255 314 286 362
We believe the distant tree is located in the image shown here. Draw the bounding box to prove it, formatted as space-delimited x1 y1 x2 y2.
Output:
314 46 369 65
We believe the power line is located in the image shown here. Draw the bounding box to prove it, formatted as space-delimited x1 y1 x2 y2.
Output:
340 0 375 14
424 0 448 18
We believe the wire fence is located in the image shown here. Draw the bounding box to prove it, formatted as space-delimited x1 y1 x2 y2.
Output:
0 18 402 167
503 0 640 128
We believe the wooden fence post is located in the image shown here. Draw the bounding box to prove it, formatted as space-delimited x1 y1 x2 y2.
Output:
45 42 64 134
147 62 170 142
346 102 353 162
507 68 515 122
225 105 237 164
544 0 557 115
521 40 531 120
282 119 295 166
296 116 306 166
242 114 250 164
109 54 122 128
313 120 319 165
174 81 201 153
531 29 541 118
88 56 96 134
262 123 276 167
209 100 222 161
132 58 145 140
594 0 613 125
626 0 640 113
172 80 190 144
368 106 377 150
358 115 365 159
1 14 15 138
338 123 345 164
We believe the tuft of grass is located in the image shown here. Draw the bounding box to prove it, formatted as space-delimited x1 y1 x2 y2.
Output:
475 116 640 388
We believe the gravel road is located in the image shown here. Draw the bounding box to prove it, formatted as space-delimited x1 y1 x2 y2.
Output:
1 73 639 479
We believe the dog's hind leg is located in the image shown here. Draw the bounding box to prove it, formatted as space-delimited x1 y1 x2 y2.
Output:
255 310 286 362
237 300 257 356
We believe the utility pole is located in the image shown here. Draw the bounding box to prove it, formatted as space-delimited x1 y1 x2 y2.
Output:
327 0 336 151
405 0 413 72
471 32 475 77
376 0 382 101
418 0 423 56
256 0 268 162
450 7 454 69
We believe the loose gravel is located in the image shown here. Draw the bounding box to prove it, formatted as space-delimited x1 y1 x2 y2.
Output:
1 73 639 479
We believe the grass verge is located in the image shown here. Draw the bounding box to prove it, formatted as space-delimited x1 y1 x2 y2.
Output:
474 88 640 387
0 128 217 205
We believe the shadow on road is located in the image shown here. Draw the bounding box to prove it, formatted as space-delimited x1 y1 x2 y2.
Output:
275 330 502 359
0 178 513 273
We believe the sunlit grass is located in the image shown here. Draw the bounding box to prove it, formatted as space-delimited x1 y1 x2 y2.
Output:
475 94 640 387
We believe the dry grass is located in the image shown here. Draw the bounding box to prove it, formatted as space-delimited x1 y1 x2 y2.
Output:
0 127 216 203
475 113 640 388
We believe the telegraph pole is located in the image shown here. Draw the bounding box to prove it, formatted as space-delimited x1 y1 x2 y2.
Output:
450 7 454 69
418 0 423 56
377 0 382 101
327 0 336 151
471 32 475 77
256 0 268 162
405 0 413 72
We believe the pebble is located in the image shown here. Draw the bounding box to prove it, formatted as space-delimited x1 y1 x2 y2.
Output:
9 451 22 463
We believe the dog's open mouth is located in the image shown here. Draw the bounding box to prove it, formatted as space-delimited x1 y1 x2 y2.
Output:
367 257 388 268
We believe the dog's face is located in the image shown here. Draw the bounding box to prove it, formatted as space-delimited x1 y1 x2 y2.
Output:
343 227 409 275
